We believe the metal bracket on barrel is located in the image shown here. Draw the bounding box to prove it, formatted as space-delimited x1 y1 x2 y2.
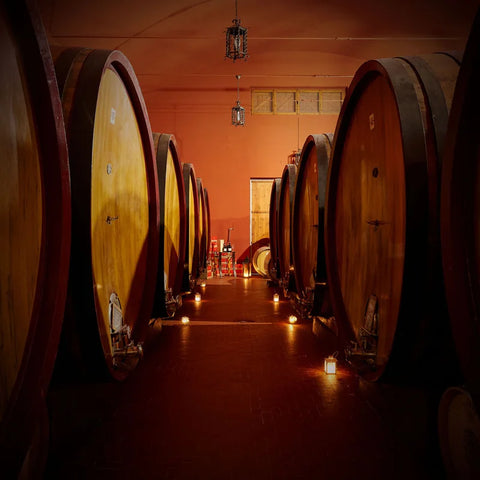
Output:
292 286 313 318
109 292 143 370
164 288 182 318
345 294 378 370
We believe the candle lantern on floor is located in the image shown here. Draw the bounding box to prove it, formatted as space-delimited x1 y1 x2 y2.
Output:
324 355 337 374
243 258 251 277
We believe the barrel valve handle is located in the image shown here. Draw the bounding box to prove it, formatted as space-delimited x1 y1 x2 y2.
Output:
109 292 143 370
345 294 378 370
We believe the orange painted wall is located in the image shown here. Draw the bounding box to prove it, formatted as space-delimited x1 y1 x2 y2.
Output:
147 88 341 258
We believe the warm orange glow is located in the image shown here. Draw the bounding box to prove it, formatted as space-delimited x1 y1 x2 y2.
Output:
273 293 280 302
288 315 297 324
181 316 190 324
324 356 337 374
200 281 207 288
195 293 201 302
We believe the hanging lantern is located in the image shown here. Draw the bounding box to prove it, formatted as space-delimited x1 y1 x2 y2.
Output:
232 74 245 126
288 150 301 166
225 0 248 61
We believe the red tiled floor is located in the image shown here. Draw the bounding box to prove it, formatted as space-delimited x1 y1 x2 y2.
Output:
46 277 445 479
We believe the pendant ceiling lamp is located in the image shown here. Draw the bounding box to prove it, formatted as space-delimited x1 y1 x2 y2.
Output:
232 74 245 126
288 150 301 166
225 0 248 61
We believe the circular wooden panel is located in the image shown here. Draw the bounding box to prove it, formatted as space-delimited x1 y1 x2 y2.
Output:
326 54 459 382
0 0 70 475
182 163 199 292
253 246 271 278
152 133 186 318
55 48 159 381
292 134 333 310
278 165 297 293
438 387 480 479
441 10 480 409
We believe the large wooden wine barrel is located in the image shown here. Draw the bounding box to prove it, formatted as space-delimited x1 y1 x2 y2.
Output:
182 163 200 292
0 0 71 475
292 134 333 317
196 178 208 276
325 53 460 382
152 133 186 319
441 10 480 410
204 187 211 258
278 165 297 295
269 178 282 285
54 47 159 381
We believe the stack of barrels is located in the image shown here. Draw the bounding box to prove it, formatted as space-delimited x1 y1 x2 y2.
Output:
269 43 464 385
0 1 211 476
269 9 480 477
269 136 333 322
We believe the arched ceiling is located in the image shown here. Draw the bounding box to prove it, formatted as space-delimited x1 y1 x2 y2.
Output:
38 0 478 106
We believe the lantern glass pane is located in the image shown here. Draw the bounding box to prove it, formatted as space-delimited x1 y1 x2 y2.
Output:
324 358 337 374
232 105 245 126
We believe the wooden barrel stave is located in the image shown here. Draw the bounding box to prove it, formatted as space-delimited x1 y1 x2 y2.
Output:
182 163 200 292
0 0 70 475
326 54 460 382
269 178 282 285
152 133 186 319
55 48 159 381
